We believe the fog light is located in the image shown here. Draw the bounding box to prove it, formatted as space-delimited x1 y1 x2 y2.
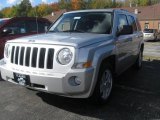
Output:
75 77 81 85
68 76 81 86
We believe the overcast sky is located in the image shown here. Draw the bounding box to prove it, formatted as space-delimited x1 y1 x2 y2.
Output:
0 0 58 10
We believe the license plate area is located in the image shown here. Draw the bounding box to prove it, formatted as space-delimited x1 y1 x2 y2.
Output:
13 73 30 86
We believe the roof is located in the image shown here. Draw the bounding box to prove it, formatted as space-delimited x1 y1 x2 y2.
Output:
43 9 67 23
0 18 10 21
65 9 114 14
0 17 51 28
121 3 160 21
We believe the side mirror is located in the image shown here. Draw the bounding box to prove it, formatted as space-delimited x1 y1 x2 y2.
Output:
117 25 133 36
2 28 12 36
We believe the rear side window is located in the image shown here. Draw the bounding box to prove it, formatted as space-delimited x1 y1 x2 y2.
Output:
127 15 137 32
4 20 26 35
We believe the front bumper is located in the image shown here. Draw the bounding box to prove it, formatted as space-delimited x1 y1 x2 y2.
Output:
0 59 94 98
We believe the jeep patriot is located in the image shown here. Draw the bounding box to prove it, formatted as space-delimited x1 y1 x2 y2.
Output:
0 9 144 103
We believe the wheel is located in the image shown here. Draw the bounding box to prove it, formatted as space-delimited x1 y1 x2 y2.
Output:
154 36 157 41
134 49 143 69
91 63 113 104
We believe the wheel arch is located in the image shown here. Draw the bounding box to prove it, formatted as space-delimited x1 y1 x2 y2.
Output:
89 54 116 97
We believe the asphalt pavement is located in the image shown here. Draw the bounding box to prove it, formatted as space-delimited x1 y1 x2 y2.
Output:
0 41 160 120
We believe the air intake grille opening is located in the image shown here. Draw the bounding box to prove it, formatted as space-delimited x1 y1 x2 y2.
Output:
25 47 31 67
39 48 46 68
47 48 54 69
32 48 38 67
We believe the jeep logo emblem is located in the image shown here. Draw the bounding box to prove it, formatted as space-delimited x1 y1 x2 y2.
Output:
28 40 35 42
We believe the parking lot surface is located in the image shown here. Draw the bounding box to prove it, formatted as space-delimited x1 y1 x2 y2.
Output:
0 41 160 120
144 40 160 57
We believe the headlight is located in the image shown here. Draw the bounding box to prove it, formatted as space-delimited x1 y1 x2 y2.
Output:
57 48 73 65
4 44 11 58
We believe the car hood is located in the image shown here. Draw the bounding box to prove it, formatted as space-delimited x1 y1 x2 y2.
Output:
8 33 113 48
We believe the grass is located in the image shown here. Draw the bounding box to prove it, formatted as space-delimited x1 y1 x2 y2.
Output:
143 55 160 61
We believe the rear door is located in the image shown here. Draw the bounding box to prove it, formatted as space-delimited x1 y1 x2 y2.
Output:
127 15 142 63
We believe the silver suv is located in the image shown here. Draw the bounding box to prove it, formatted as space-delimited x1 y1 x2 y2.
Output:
0 9 144 103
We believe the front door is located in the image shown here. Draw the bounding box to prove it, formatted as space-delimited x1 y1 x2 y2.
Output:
116 14 133 73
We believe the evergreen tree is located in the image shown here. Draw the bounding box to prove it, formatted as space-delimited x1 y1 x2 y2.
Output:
16 0 32 17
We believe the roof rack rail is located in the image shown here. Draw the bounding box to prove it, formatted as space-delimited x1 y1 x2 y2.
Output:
120 9 129 12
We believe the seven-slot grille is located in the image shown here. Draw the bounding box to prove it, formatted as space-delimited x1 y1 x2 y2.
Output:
10 46 54 69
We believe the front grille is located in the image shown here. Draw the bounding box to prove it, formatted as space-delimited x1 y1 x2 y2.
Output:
10 46 54 69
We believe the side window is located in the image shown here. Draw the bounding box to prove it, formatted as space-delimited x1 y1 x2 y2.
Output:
57 18 71 32
38 21 50 32
26 20 37 33
4 20 26 35
127 15 137 32
118 14 128 30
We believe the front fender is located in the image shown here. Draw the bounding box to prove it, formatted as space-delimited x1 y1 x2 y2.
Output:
88 41 116 97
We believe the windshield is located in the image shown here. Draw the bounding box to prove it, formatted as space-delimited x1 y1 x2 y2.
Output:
49 12 113 34
143 29 155 33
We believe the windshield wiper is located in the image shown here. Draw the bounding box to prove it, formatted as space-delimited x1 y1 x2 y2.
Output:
48 30 56 33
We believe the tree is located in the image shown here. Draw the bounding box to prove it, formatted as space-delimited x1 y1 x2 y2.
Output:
36 4 53 17
90 0 117 9
0 6 18 17
148 0 160 5
70 0 88 10
16 0 32 17
138 0 149 6
50 2 60 11
59 0 71 10
0 12 3 18
27 7 37 17
124 0 159 7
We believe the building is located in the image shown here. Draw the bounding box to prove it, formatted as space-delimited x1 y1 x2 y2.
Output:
123 3 160 31
43 9 67 23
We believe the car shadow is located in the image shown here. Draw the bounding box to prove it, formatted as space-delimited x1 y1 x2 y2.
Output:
36 59 160 119
145 39 160 42
0 72 4 81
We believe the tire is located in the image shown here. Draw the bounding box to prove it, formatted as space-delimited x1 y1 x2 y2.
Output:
91 63 113 104
0 72 2 80
154 36 157 42
134 49 143 70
